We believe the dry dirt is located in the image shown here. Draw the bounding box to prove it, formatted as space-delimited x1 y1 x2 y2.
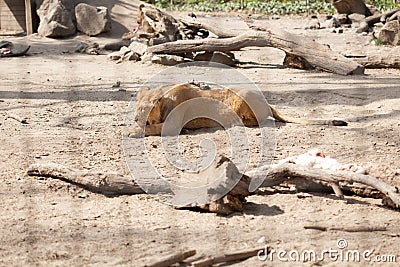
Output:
1 1 400 266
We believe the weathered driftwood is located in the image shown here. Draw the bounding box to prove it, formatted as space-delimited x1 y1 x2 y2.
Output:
27 163 146 195
357 8 400 33
246 163 400 209
190 247 265 267
332 0 372 16
147 23 364 75
28 160 400 210
345 52 400 69
381 8 400 22
145 249 196 267
304 225 387 232
388 11 400 22
27 156 252 215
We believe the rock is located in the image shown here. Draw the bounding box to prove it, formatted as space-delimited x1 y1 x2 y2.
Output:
141 52 154 62
320 17 340 28
151 54 192 66
37 1 76 37
305 20 321 30
378 20 400 45
75 4 111 36
194 51 235 66
36 0 75 21
128 41 148 56
108 46 131 61
356 21 370 33
122 51 140 61
348 13 366 25
333 13 348 25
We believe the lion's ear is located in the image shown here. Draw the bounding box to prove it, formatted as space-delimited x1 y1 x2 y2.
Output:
137 86 150 100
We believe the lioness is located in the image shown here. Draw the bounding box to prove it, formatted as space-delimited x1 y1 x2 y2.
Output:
129 83 347 137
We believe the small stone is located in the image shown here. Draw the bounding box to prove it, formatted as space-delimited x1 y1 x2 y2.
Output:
348 13 366 26
320 17 339 28
128 41 148 56
334 13 348 24
257 236 266 244
77 192 88 198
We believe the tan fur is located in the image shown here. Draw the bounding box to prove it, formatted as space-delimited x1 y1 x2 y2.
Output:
129 83 347 137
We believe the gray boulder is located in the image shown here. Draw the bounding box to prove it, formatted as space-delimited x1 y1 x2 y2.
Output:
75 3 111 36
37 1 76 37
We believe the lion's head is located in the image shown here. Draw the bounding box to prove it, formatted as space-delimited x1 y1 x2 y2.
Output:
133 86 165 126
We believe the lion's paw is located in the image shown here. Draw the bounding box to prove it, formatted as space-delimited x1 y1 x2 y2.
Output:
123 126 145 138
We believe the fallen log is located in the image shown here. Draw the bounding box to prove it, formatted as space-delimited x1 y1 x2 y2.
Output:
27 162 146 195
357 8 400 33
345 51 400 69
27 156 252 215
147 23 364 75
190 247 265 267
28 160 400 210
145 249 196 267
246 163 400 209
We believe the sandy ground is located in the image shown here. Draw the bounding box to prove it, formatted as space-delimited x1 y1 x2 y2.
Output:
1 1 400 266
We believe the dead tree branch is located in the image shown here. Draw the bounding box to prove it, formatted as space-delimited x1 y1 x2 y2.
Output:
303 225 387 232
190 247 265 267
28 161 400 210
147 23 364 75
145 249 196 267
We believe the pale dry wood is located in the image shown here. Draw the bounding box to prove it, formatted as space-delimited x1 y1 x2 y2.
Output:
27 161 400 209
27 162 147 195
147 24 364 75
247 163 400 209
357 8 400 32
25 0 33 35
350 53 400 69
304 225 387 232
145 249 196 267
191 247 265 267
27 157 252 215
